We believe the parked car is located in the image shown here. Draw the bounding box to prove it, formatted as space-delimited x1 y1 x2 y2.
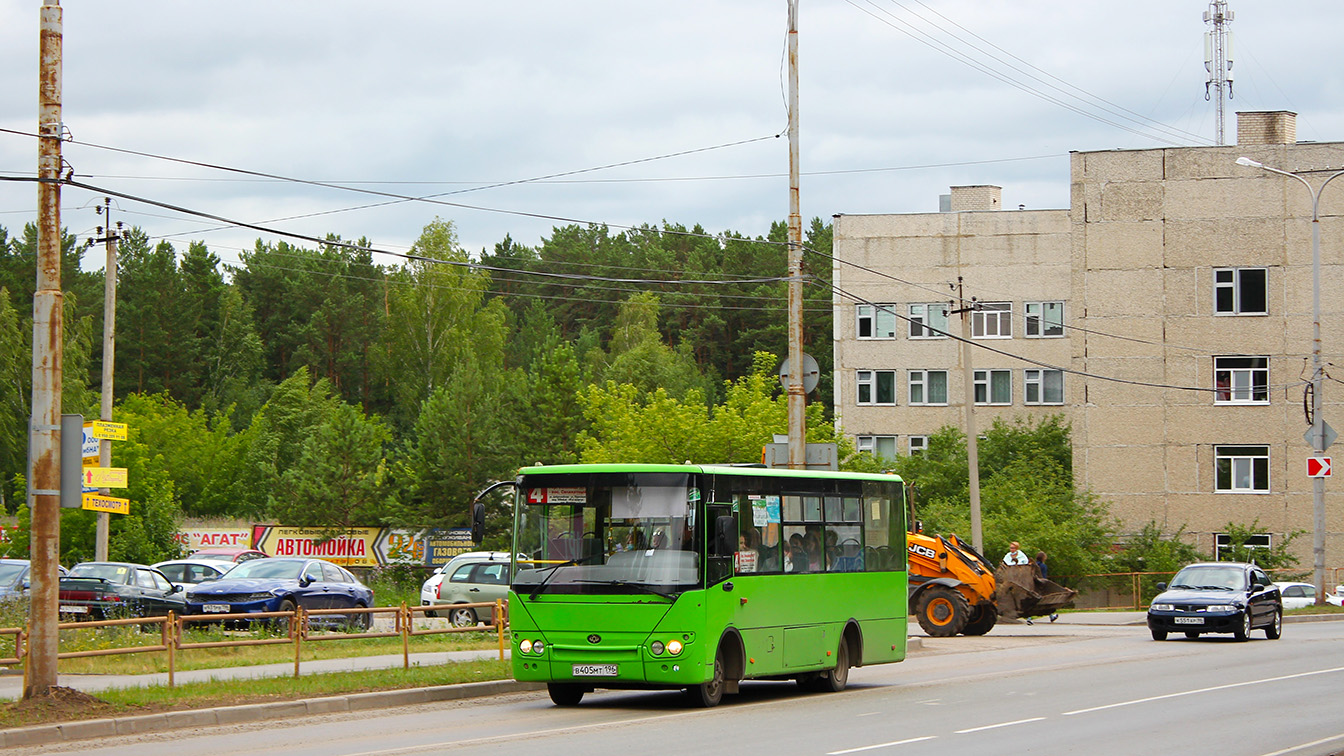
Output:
189 547 269 563
0 559 67 603
58 562 185 620
184 557 374 629
1147 562 1282 641
431 556 512 627
1328 586 1344 608
420 551 515 618
1273 581 1319 611
152 559 236 589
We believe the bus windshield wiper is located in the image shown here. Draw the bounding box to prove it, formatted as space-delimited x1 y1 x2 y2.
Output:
574 579 675 600
527 554 601 599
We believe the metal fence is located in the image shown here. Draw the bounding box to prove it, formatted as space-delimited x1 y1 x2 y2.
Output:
0 600 507 688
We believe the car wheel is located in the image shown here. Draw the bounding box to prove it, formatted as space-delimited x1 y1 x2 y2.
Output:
1265 608 1282 640
1150 627 1168 641
548 683 585 706
1233 610 1252 641
273 599 297 635
449 606 477 628
348 603 372 632
1184 631 1200 639
685 648 725 707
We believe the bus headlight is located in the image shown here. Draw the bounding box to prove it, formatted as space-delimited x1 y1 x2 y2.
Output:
666 639 683 655
531 640 545 655
650 641 665 655
520 639 533 654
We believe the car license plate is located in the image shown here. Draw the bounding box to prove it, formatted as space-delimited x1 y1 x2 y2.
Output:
572 664 618 677
203 604 231 613
58 605 88 614
1174 616 1203 625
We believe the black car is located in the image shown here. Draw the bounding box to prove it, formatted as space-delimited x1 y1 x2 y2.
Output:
58 562 186 620
1147 562 1282 641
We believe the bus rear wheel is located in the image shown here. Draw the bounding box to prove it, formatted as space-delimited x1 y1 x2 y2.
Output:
685 649 725 707
915 586 969 637
548 683 585 706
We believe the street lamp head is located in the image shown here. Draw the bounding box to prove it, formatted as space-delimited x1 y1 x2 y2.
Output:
1236 156 1263 168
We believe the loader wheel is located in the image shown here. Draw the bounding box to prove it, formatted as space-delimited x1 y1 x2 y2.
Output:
961 603 998 636
916 586 970 637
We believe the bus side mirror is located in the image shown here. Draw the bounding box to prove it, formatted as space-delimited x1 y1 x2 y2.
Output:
471 500 486 544
714 516 736 557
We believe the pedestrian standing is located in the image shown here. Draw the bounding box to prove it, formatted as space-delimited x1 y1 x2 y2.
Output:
1036 550 1059 623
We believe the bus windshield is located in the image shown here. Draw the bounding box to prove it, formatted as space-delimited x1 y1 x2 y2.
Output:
512 472 700 597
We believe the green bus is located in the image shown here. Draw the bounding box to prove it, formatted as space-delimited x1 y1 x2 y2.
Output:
501 463 908 707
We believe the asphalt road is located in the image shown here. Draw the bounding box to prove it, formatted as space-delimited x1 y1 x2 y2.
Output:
8 616 1343 756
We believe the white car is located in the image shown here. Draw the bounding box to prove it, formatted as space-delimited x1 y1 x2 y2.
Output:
420 551 516 617
1274 581 1319 610
1329 585 1344 608
152 558 237 589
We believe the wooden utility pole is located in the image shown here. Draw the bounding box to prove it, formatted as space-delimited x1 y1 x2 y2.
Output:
785 0 806 469
93 199 120 561
27 0 64 699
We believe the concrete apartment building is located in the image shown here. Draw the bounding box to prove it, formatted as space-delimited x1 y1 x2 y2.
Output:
832 111 1342 567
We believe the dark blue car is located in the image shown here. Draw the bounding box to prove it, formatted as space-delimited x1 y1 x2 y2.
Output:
183 557 374 629
1147 562 1282 641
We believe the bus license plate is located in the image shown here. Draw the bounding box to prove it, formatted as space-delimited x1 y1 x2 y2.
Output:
1174 616 1203 624
58 605 88 614
203 604 231 613
572 664 618 677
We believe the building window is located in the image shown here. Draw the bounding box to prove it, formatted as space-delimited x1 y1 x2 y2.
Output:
908 436 928 455
908 303 950 339
1024 369 1064 405
1214 532 1272 561
856 435 898 461
1214 268 1267 315
908 370 949 405
1214 356 1269 404
1214 445 1270 493
1025 302 1064 338
856 370 896 406
974 369 1012 405
856 304 898 340
972 302 1012 338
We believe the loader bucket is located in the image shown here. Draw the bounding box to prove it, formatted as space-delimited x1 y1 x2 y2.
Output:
993 564 1076 619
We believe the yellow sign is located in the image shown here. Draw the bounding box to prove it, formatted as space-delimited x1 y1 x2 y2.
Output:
90 421 128 441
83 467 128 489
82 493 130 515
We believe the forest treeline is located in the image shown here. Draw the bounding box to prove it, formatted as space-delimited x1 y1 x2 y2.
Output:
0 216 836 562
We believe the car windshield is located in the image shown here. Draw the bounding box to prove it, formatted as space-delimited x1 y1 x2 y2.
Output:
1170 565 1247 590
222 560 303 580
512 472 701 597
0 563 26 583
69 563 131 581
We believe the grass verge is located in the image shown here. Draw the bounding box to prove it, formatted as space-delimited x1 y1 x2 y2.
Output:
0 658 512 730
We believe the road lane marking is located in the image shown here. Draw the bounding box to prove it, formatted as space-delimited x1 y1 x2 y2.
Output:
954 717 1045 734
1063 666 1344 716
827 736 937 754
1257 732 1344 756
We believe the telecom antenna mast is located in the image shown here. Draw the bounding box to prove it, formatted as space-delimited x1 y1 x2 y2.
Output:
1204 1 1234 144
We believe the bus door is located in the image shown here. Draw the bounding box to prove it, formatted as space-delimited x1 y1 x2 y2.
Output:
706 503 734 586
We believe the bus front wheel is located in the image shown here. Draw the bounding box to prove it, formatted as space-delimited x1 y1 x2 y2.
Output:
548 683 585 706
818 639 850 693
685 649 725 707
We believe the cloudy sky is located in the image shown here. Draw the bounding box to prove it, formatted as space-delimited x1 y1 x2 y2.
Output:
2 1 1342 271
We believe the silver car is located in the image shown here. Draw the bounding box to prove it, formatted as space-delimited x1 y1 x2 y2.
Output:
431 558 511 627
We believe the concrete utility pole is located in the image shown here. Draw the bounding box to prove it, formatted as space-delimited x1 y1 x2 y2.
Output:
953 278 983 552
27 0 63 699
1237 156 1343 605
785 0 806 469
91 199 121 562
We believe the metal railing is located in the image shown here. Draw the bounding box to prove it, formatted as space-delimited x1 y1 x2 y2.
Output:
0 599 507 688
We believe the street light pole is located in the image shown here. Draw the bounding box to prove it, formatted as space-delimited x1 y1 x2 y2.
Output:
1237 156 1344 605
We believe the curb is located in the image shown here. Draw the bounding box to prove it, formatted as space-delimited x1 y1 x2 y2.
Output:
0 679 546 749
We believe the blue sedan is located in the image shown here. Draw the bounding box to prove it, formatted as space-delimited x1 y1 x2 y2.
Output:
184 557 374 629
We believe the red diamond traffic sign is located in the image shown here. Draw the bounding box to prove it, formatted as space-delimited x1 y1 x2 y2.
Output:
1307 457 1332 477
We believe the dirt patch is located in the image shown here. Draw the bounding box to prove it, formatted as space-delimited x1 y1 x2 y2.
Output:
3 686 123 727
